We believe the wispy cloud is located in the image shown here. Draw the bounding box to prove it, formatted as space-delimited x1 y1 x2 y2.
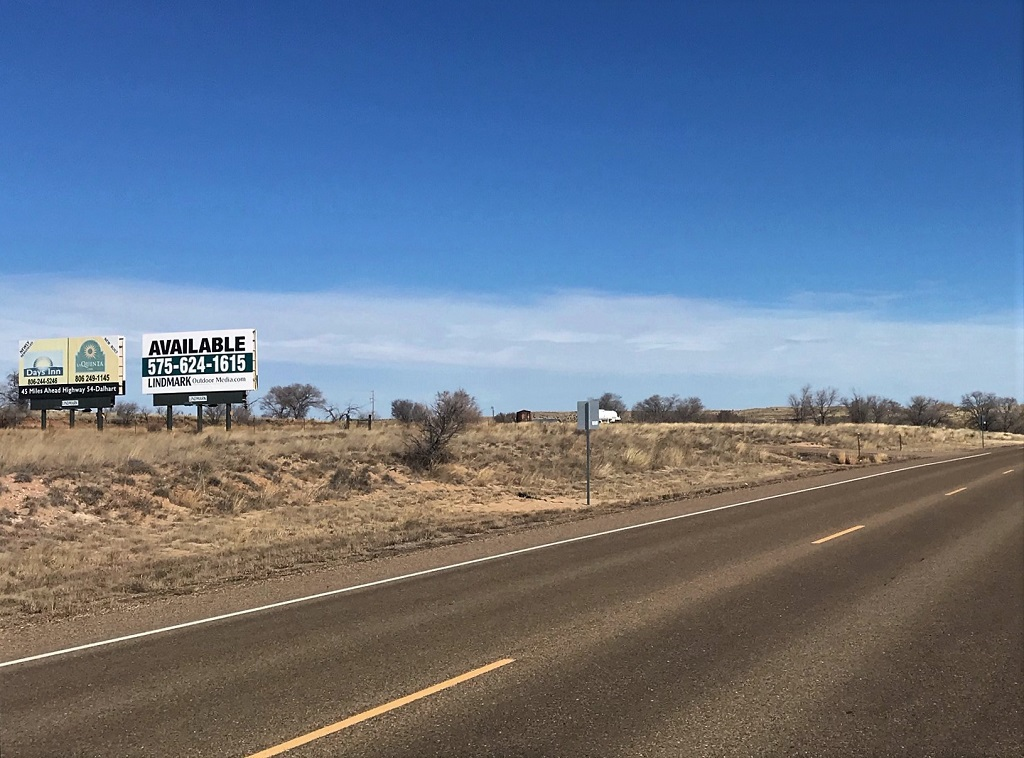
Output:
1 275 1021 406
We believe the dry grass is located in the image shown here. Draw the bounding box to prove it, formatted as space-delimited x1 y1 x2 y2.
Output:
0 420 1018 625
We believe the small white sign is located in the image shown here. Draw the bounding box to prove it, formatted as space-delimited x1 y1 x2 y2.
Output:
188 395 208 403
61 399 80 408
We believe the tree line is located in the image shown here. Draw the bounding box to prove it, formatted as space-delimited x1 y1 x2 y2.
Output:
786 385 1023 432
3 370 1022 434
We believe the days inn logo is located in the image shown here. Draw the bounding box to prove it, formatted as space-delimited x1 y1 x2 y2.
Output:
75 340 106 373
23 355 64 378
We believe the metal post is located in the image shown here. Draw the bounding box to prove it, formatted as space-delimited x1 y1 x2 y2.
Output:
578 399 597 507
856 433 861 460
226 403 232 432
97 408 104 431
69 409 76 428
166 405 173 431
586 421 591 507
585 403 593 506
41 409 47 430
196 404 203 433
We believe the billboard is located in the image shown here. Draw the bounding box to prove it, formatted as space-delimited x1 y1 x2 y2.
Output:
142 328 257 394
18 336 125 398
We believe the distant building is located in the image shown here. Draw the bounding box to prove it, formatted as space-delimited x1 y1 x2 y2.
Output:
515 409 533 423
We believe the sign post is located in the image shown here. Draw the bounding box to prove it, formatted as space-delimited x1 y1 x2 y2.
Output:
577 399 600 506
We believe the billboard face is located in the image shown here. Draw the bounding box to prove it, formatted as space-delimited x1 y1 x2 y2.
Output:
18 336 125 398
19 338 68 387
142 329 257 394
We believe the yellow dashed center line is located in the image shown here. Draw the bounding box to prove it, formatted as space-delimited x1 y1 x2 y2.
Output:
247 658 515 757
812 525 865 544
945 487 967 496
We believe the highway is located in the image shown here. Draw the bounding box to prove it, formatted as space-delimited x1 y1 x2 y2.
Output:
1 448 1021 757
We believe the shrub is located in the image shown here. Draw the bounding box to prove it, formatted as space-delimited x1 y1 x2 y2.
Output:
402 389 482 470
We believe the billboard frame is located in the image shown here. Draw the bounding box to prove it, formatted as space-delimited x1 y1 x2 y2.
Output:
142 329 258 396
18 336 126 400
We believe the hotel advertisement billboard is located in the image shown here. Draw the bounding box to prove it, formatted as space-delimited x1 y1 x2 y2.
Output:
18 336 125 398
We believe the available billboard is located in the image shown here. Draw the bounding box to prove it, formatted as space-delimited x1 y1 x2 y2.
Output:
18 336 126 398
142 328 257 394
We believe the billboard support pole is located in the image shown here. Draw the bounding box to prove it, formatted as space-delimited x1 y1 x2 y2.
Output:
69 409 76 428
97 408 104 432
166 405 173 431
40 409 47 431
196 405 203 434
226 403 232 432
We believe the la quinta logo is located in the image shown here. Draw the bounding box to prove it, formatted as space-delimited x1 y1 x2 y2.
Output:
75 340 106 373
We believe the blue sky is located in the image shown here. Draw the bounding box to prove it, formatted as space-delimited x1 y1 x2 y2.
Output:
2 0 1022 415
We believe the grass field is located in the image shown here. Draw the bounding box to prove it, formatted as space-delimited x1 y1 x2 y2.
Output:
0 419 1017 626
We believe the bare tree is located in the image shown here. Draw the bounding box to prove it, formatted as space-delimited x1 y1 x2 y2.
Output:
990 397 1023 433
0 370 29 428
233 402 257 425
843 390 870 424
323 400 364 424
905 396 947 427
391 398 430 424
631 394 704 423
675 396 705 422
203 404 226 424
1 371 21 406
402 389 482 470
811 387 839 425
960 391 998 430
844 392 904 424
114 401 143 426
871 397 903 424
258 384 326 419
598 393 627 416
632 395 675 423
788 384 813 423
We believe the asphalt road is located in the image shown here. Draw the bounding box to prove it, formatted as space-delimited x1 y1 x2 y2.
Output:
1 448 1021 757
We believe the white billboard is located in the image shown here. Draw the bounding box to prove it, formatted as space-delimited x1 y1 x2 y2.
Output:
142 328 257 394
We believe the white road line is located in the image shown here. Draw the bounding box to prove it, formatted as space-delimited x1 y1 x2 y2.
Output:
0 452 991 669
